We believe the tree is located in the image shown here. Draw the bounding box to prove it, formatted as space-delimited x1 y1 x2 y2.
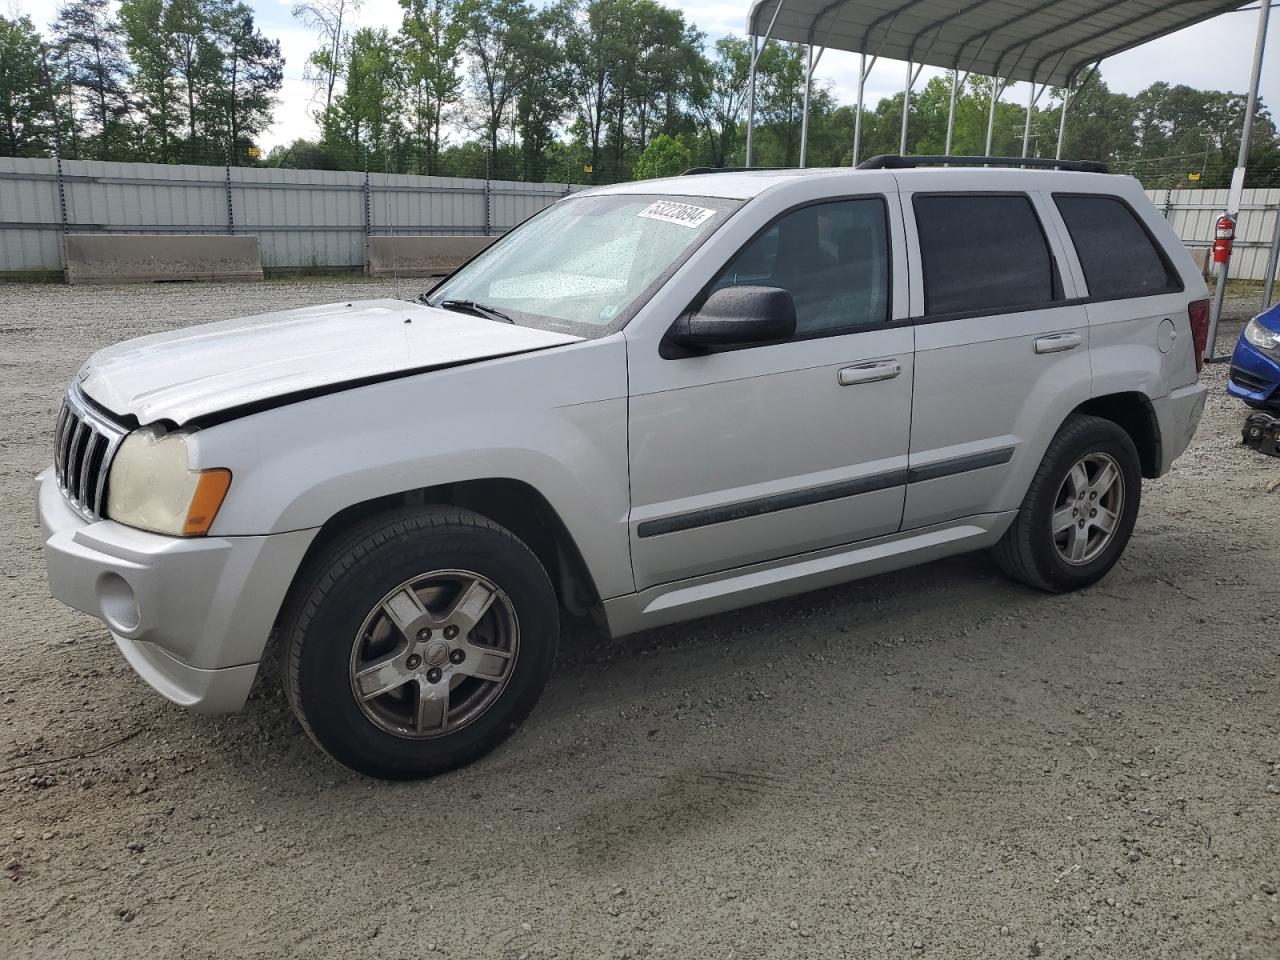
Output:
50 0 132 158
292 0 362 118
0 16 55 158
264 138 341 169
754 42 807 166
211 4 283 161
398 0 469 174
628 10 701 151
512 0 575 180
461 0 531 162
119 0 181 160
325 26 401 165
565 0 616 180
632 133 690 179
167 0 224 146
694 37 751 167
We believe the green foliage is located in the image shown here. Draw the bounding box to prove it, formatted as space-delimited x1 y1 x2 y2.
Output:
3 0 1280 191
50 0 132 159
632 133 691 179
398 0 468 174
0 15 54 157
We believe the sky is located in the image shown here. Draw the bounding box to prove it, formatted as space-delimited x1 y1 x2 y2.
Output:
13 0 1280 151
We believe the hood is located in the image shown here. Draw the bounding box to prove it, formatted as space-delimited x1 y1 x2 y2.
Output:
78 299 584 425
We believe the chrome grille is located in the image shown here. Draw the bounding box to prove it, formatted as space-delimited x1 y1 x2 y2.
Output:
54 385 128 521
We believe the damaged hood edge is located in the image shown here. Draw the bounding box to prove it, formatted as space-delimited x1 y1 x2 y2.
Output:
77 298 585 426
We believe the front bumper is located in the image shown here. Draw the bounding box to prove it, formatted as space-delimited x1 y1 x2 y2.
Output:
36 468 316 713
1151 381 1208 475
1227 337 1280 408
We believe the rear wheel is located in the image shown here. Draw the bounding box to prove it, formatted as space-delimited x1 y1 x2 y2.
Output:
993 414 1141 592
280 506 558 779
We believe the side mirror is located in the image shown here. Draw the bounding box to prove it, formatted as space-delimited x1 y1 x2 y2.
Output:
666 285 797 352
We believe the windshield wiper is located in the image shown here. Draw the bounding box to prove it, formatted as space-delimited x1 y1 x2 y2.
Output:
435 299 514 324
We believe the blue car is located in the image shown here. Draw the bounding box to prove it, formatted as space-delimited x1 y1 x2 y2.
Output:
1228 303 1280 408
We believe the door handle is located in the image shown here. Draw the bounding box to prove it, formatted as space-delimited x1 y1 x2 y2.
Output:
838 360 902 386
1033 332 1083 355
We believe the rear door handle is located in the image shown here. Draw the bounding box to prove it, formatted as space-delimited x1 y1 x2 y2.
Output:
838 360 902 386
1033 332 1083 355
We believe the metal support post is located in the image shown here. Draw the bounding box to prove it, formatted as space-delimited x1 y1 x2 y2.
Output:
1207 0 1270 360
484 150 492 237
1262 204 1280 312
945 69 959 156
852 53 875 165
744 0 786 168
800 43 815 167
1022 85 1034 158
362 159 371 274
984 78 1003 156
746 35 758 167
899 59 913 155
224 141 235 234
1055 88 1070 159
38 45 69 278
1055 61 1099 160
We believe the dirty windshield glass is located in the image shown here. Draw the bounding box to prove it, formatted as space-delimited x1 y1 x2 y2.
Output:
426 194 739 335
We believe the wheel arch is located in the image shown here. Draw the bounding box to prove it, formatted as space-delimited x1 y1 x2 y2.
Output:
1072 392 1162 479
286 478 606 624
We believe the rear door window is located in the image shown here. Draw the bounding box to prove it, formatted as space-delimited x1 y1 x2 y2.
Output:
913 194 1060 316
1054 194 1182 300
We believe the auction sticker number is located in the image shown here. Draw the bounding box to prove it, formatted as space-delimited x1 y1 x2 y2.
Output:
638 201 716 228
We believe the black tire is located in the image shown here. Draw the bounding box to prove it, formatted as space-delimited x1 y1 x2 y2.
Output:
279 505 559 779
992 414 1142 593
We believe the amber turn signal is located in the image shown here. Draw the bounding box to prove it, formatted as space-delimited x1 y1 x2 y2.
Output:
183 469 232 536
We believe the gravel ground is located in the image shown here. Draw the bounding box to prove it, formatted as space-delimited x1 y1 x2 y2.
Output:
1 279 1278 960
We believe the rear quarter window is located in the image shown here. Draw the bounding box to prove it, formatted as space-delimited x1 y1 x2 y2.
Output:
1054 194 1182 300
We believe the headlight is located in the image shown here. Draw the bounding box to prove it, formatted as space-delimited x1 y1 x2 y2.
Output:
1244 317 1280 354
105 427 231 536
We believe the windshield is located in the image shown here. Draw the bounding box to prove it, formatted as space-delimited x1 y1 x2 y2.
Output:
426 193 739 335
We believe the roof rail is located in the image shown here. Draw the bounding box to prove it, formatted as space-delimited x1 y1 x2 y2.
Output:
857 155 1110 174
681 166 797 175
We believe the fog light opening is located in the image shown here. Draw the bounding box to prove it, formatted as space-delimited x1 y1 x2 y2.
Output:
97 572 140 633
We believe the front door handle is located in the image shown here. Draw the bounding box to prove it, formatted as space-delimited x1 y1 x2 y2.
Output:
1034 332 1083 355
838 360 902 386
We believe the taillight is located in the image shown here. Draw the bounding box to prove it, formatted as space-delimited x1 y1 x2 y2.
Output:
1188 299 1210 373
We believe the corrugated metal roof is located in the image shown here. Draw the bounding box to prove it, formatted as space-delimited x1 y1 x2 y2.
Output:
747 0 1248 86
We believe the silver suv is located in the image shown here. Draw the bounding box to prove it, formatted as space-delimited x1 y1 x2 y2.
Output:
37 161 1210 778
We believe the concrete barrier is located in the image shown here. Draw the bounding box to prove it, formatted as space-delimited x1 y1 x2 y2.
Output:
65 234 262 284
368 236 495 278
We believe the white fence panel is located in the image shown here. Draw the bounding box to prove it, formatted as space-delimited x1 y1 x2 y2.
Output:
0 158 580 275
1146 187 1280 282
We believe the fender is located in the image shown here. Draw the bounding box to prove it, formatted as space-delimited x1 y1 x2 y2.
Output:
187 337 636 600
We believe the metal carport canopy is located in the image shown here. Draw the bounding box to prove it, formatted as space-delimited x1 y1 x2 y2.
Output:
745 0 1246 87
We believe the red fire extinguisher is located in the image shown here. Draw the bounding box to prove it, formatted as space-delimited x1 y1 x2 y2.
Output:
1213 215 1235 264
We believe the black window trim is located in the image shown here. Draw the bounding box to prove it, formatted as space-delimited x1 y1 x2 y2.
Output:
1051 191 1186 303
910 190 1067 323
661 192 897 359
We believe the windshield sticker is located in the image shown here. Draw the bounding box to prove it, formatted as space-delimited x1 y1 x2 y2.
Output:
637 200 716 228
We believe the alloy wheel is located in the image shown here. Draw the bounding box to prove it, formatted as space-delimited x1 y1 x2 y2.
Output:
1051 452 1124 566
348 570 519 739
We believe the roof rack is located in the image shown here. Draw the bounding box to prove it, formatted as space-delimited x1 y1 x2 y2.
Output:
682 166 800 175
857 155 1109 174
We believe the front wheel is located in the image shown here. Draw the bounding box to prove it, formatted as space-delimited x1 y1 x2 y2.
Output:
279 506 559 779
992 414 1142 593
